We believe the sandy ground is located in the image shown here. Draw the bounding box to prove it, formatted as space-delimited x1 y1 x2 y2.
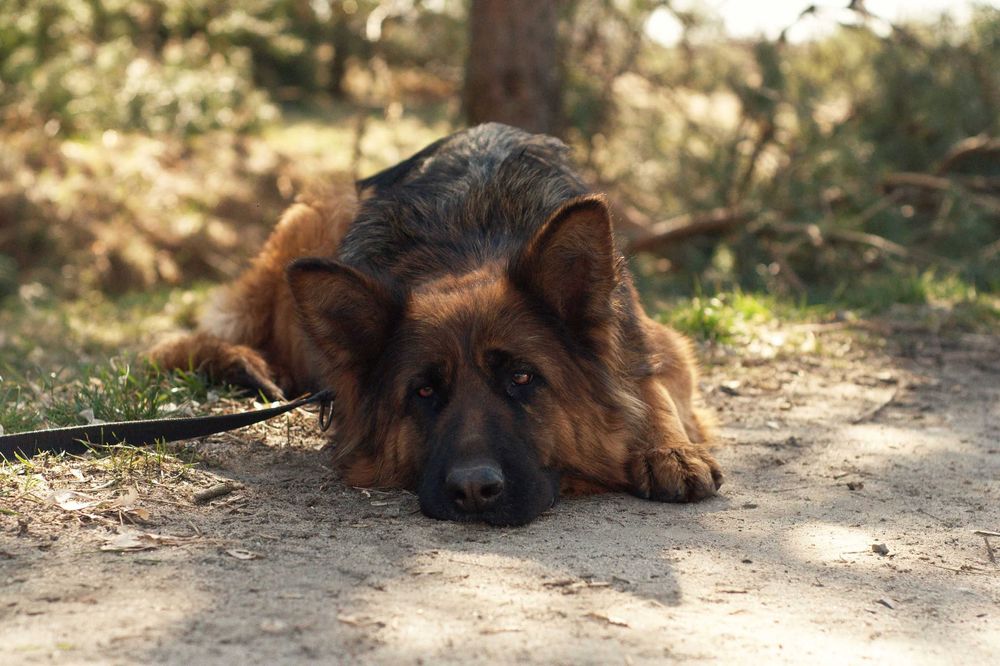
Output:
2 328 998 665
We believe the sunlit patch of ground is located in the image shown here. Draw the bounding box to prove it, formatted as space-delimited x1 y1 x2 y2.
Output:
2 288 998 664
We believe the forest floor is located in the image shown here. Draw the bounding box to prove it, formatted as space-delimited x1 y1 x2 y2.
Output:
2 305 998 665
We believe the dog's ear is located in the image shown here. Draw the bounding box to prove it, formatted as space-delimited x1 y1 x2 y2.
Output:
286 258 401 372
510 195 618 329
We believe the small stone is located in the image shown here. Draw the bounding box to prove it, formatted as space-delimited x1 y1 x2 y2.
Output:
720 380 742 396
260 619 289 634
871 543 889 556
876 371 897 384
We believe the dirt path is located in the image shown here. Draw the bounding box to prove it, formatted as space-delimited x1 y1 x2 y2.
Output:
2 330 998 665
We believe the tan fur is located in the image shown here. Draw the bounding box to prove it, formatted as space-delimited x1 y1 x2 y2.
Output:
150 178 357 398
150 182 722 503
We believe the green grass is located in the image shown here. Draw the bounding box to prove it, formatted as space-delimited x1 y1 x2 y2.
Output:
0 383 43 433
652 270 999 347
0 285 237 436
832 270 1000 328
88 440 200 485
1 358 212 500
659 289 824 343
0 438 200 510
0 359 235 434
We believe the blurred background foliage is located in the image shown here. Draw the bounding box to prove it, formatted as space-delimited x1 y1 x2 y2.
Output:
0 0 997 326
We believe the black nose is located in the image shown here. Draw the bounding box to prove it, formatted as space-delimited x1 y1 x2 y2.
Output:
445 463 505 513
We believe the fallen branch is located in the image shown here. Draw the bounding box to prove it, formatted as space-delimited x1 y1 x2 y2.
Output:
766 222 910 259
884 171 1000 214
884 171 953 192
979 533 997 566
936 135 1000 175
764 221 955 267
192 481 241 504
979 237 1000 262
628 207 755 254
824 227 911 259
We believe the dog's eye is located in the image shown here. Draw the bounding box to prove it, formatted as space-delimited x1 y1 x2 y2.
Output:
511 372 532 386
417 386 435 398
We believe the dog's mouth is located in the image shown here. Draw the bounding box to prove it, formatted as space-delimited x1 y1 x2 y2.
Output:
418 466 561 526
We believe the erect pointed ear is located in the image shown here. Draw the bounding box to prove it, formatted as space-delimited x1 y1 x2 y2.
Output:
509 195 618 328
286 258 402 372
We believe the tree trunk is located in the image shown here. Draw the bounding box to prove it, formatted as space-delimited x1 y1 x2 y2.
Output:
464 0 562 135
327 3 353 99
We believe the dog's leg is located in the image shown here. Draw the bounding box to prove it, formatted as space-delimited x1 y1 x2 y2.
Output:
625 317 723 502
148 178 358 399
626 378 723 502
149 332 285 400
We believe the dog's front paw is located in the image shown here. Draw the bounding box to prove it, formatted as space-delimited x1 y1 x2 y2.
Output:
221 348 286 401
628 445 723 503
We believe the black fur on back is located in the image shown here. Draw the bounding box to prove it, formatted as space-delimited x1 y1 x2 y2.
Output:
341 123 590 281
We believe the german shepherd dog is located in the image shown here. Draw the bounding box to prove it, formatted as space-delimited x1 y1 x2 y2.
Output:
151 123 722 525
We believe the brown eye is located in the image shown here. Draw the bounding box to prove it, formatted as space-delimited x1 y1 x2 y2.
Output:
511 372 532 386
417 386 434 398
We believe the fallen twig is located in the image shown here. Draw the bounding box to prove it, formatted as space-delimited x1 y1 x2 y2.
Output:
928 562 995 575
628 207 755 254
935 135 1000 174
193 481 241 504
917 508 953 526
973 530 1000 566
768 221 920 261
884 171 1000 214
884 171 953 192
981 535 997 566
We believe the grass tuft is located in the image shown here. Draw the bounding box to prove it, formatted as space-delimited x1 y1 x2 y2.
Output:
659 290 812 343
0 358 238 435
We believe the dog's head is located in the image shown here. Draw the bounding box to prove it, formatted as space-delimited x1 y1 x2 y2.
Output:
288 195 629 526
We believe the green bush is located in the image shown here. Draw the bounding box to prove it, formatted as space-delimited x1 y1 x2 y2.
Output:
0 1 278 135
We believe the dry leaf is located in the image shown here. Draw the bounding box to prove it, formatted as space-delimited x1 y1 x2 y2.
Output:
108 488 140 510
225 549 261 560
480 627 522 635
337 613 385 628
78 408 106 425
49 490 100 512
585 612 630 627
100 528 196 552
101 531 155 552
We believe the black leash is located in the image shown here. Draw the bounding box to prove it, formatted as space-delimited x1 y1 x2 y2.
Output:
0 390 334 461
